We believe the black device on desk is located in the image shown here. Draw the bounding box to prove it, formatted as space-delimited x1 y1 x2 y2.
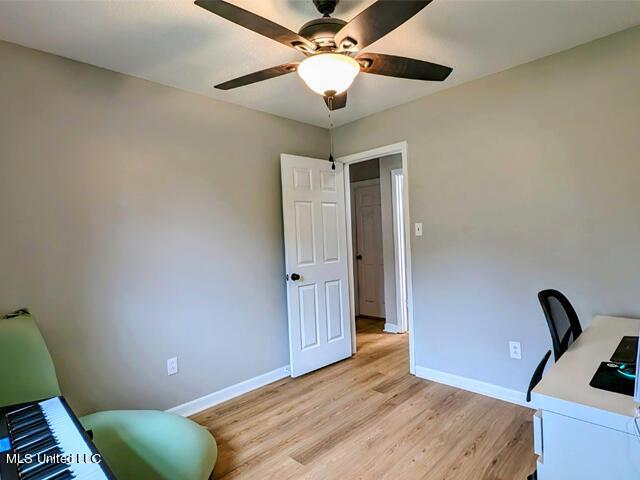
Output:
0 396 114 480
589 336 638 397
610 336 639 364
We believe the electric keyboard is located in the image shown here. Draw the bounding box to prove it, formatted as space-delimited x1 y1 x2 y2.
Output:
0 397 114 479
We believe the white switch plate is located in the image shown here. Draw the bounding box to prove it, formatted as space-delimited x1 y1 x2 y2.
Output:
509 341 522 360
167 357 178 376
415 223 423 236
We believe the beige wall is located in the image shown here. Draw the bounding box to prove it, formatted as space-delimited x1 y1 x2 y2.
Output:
334 27 640 393
0 40 328 414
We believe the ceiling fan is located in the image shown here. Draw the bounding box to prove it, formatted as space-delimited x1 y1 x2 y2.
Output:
195 0 453 111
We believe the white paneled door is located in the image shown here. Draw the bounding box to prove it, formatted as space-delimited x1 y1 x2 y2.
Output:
281 154 352 377
354 182 385 318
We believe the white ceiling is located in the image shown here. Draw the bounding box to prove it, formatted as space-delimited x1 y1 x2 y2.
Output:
1 0 639 127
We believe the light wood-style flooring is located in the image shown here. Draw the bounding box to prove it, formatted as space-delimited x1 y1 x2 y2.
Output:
193 317 536 479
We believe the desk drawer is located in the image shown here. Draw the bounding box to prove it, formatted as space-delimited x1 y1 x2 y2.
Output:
538 410 640 480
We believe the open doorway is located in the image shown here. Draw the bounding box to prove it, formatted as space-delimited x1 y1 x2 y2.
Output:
341 143 414 373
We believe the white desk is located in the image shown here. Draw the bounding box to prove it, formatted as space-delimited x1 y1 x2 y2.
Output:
532 315 640 479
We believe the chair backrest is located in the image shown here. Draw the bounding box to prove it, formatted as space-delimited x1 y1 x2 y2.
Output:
538 289 583 361
527 350 552 403
0 310 61 408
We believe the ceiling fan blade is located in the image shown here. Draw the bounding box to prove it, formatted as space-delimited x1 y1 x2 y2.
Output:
323 92 347 111
357 53 452 81
195 0 315 53
215 63 299 90
335 1 432 52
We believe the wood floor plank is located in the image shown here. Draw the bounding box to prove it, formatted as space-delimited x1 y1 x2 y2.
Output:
289 377 430 466
194 318 536 479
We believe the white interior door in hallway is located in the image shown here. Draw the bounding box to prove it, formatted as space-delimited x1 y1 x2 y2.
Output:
353 181 385 318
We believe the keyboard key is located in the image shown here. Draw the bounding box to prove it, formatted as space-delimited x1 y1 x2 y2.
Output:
22 460 69 480
13 431 54 451
12 424 49 443
19 437 57 457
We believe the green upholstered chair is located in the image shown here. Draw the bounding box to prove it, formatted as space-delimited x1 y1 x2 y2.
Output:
0 309 61 407
0 310 217 480
80 411 217 480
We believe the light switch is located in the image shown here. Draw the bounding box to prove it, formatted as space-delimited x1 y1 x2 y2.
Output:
415 223 423 237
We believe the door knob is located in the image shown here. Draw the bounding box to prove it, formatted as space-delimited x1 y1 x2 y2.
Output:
356 255 363 260
290 273 301 281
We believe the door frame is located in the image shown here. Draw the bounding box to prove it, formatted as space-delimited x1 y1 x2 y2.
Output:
350 178 384 319
338 141 416 375
391 168 408 333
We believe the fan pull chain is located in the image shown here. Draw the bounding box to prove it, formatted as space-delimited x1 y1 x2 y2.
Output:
328 97 335 170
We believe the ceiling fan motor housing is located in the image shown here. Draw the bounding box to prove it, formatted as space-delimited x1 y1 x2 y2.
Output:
299 17 346 48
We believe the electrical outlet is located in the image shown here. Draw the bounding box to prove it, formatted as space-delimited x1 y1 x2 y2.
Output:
415 223 423 237
509 341 522 360
167 357 178 376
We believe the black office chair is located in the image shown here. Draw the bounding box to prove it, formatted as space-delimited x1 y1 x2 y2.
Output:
526 290 582 479
538 289 583 361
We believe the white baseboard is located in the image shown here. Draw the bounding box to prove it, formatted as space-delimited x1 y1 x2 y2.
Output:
167 365 290 417
384 323 401 334
414 365 529 408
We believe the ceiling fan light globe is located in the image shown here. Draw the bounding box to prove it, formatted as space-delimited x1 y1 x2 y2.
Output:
297 53 360 96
